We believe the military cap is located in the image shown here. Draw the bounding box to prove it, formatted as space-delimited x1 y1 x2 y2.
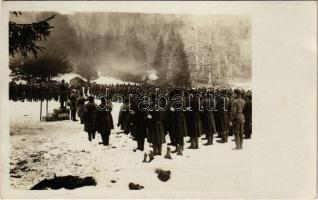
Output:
234 88 242 95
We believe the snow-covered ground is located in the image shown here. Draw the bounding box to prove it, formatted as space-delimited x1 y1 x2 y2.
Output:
10 100 254 194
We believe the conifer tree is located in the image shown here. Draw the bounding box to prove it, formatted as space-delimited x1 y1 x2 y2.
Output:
9 12 55 58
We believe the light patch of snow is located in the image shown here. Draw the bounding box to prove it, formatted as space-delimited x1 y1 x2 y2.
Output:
147 70 159 81
228 80 251 90
92 76 134 85
54 73 85 83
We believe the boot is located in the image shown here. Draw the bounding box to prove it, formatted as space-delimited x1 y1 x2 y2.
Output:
195 138 199 149
177 145 183 156
235 137 240 149
218 132 227 143
204 135 213 146
149 151 154 162
187 138 195 149
164 147 172 159
153 145 158 156
225 131 229 142
142 153 148 163
88 133 92 142
158 145 162 156
104 136 110 146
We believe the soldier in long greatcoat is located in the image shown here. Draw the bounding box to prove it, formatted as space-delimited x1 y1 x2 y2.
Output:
216 89 230 143
201 95 216 145
170 102 188 153
243 91 252 139
227 90 234 137
186 93 203 149
83 96 97 141
77 92 86 124
166 100 176 146
130 98 148 151
59 80 68 108
117 98 131 134
147 102 166 155
95 97 114 145
69 89 78 121
230 89 245 150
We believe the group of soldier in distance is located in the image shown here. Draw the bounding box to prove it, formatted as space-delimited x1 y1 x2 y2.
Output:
9 80 252 157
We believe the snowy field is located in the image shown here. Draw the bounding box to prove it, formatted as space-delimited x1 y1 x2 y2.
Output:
9 80 315 198
9 100 254 194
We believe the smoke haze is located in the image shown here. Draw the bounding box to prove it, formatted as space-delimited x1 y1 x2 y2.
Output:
9 12 251 82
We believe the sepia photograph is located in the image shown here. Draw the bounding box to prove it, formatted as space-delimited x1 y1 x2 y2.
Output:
0 1 316 199
8 10 252 190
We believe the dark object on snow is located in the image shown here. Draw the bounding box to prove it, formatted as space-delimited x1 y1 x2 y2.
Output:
164 147 172 159
128 182 144 190
30 175 96 190
110 180 116 183
155 169 171 182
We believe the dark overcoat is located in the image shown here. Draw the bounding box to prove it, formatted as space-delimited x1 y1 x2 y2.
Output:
59 83 68 102
69 93 77 111
186 96 203 138
83 102 97 133
118 104 131 132
95 102 114 134
173 110 188 138
147 109 166 145
76 96 86 117
216 96 230 133
201 99 217 136
243 98 252 136
129 102 148 139
243 99 252 124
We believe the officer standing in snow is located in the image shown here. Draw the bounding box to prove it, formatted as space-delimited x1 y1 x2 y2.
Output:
95 96 114 145
83 96 97 141
230 89 245 150
69 89 78 121
59 80 68 108
243 91 252 139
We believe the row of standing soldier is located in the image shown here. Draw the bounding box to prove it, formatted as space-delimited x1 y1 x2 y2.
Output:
67 86 252 155
10 80 252 153
117 88 252 154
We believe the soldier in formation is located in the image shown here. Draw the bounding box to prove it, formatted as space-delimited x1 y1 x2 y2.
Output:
69 89 78 121
230 89 246 150
95 96 114 145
